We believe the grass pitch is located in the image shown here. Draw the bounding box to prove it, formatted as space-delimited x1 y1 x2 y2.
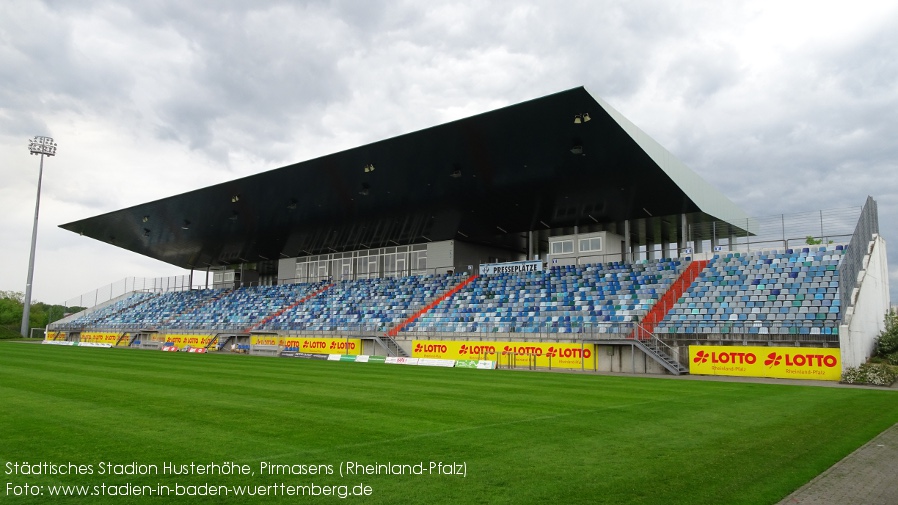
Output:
1 343 897 504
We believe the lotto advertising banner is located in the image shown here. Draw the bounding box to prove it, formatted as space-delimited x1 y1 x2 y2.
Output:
45 331 66 342
250 335 281 346
689 345 841 381
412 340 595 370
80 332 120 345
164 334 216 350
290 337 362 355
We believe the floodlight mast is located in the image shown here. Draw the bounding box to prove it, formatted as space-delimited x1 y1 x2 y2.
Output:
21 136 57 338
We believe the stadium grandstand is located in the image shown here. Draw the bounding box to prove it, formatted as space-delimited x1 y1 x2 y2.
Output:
47 87 889 380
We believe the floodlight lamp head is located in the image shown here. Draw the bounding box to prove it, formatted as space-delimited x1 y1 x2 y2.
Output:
29 136 57 156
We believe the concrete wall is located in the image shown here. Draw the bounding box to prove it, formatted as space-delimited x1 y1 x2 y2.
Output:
278 257 295 285
547 231 625 266
839 235 891 369
426 241 454 274
453 241 525 274
595 344 668 374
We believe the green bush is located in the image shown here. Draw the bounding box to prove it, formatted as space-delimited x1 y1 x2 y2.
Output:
887 352 898 366
0 326 23 339
841 363 898 386
875 310 898 357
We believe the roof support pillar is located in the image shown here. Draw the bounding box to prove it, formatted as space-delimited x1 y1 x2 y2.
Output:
643 219 655 260
624 220 631 262
679 214 688 256
661 218 673 259
528 230 534 261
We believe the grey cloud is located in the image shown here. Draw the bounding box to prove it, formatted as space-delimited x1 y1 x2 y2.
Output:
133 2 356 163
2 0 898 303
0 3 133 123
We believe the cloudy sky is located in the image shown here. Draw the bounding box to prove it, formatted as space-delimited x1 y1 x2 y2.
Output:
1 0 896 307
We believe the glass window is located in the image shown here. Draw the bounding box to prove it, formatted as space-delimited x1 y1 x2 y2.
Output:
579 237 603 252
414 250 427 270
295 262 308 281
384 253 397 275
551 240 574 255
317 262 328 279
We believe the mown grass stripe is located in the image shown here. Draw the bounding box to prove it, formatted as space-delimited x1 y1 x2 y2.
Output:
0 343 895 505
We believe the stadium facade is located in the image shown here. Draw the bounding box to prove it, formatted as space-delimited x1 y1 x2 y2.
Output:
50 87 890 379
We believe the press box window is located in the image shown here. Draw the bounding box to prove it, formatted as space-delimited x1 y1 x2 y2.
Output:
551 240 574 255
579 237 603 252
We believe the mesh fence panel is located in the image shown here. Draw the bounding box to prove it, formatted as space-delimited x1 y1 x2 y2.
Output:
838 197 879 319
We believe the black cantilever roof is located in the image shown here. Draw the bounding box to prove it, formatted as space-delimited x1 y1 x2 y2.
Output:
60 87 748 269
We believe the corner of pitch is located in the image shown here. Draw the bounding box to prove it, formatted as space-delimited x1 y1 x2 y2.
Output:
429 462 466 477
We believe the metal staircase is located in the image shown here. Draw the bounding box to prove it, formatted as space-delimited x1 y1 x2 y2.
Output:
631 324 688 375
206 333 233 350
114 332 129 346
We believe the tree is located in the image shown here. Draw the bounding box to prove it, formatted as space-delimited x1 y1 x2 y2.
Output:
0 292 25 338
0 290 24 303
874 309 898 364
0 291 82 338
805 236 823 245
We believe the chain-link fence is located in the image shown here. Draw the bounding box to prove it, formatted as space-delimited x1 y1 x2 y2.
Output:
689 206 860 253
838 197 879 319
63 275 198 310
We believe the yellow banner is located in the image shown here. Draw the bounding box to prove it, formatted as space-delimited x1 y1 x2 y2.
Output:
250 335 282 346
689 345 841 381
45 331 66 341
286 337 362 355
80 332 120 345
412 340 595 370
165 334 217 350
